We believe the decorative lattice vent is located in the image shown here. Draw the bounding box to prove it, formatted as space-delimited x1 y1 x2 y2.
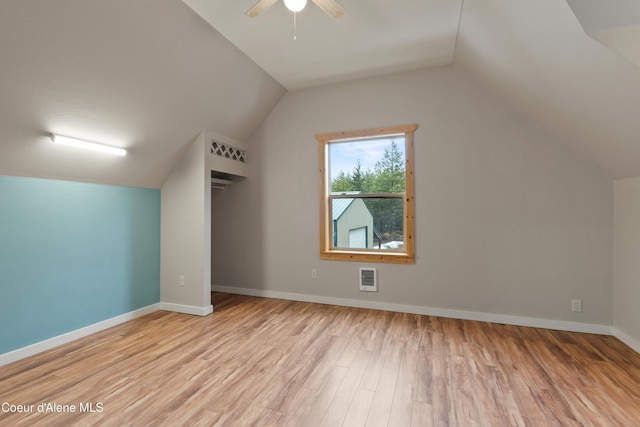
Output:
210 140 247 164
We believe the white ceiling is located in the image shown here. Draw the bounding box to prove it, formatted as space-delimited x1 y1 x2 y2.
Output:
185 0 640 179
183 0 464 90
0 0 285 188
3 0 640 187
456 0 640 180
566 0 640 67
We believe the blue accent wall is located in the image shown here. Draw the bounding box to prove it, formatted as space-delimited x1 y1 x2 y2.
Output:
0 176 160 354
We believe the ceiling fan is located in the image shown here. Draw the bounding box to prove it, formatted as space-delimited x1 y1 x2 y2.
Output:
246 0 345 20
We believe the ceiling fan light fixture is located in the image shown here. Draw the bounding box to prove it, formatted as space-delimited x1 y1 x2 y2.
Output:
284 0 307 13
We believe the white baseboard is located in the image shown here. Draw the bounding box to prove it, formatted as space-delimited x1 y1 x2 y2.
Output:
612 328 640 354
0 303 160 367
159 302 213 316
211 285 613 336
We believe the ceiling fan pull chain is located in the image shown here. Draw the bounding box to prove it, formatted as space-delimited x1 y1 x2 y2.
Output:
293 12 297 40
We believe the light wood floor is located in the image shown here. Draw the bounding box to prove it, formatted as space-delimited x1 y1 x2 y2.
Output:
1 293 640 426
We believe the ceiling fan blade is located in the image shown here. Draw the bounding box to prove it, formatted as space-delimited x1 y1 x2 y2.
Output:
245 0 278 18
312 0 345 20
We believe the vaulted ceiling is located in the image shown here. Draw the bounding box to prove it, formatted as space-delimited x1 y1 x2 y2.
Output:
456 0 640 180
182 0 464 90
0 0 285 188
2 0 640 188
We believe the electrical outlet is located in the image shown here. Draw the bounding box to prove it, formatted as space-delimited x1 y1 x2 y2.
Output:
179 275 185 287
311 269 318 279
571 299 582 313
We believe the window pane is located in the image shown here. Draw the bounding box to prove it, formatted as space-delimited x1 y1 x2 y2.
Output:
333 196 404 250
329 137 406 194
318 124 416 263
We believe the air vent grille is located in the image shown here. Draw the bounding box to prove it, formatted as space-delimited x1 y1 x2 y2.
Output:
359 267 377 292
210 140 247 164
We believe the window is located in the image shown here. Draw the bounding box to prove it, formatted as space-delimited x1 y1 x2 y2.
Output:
317 124 417 264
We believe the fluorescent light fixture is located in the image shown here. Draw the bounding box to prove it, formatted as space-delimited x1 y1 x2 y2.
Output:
50 134 126 156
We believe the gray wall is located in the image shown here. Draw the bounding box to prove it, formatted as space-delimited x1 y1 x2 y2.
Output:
161 134 211 313
213 65 613 325
614 177 640 344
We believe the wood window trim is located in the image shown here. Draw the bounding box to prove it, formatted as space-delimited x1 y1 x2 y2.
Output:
317 124 417 264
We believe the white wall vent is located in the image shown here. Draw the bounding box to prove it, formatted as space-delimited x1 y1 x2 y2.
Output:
359 267 377 292
205 130 248 178
210 139 247 164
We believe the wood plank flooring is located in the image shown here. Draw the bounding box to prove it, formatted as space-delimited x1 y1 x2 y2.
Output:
1 292 640 426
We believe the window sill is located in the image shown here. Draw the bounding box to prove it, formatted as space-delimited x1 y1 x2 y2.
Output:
320 251 414 264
